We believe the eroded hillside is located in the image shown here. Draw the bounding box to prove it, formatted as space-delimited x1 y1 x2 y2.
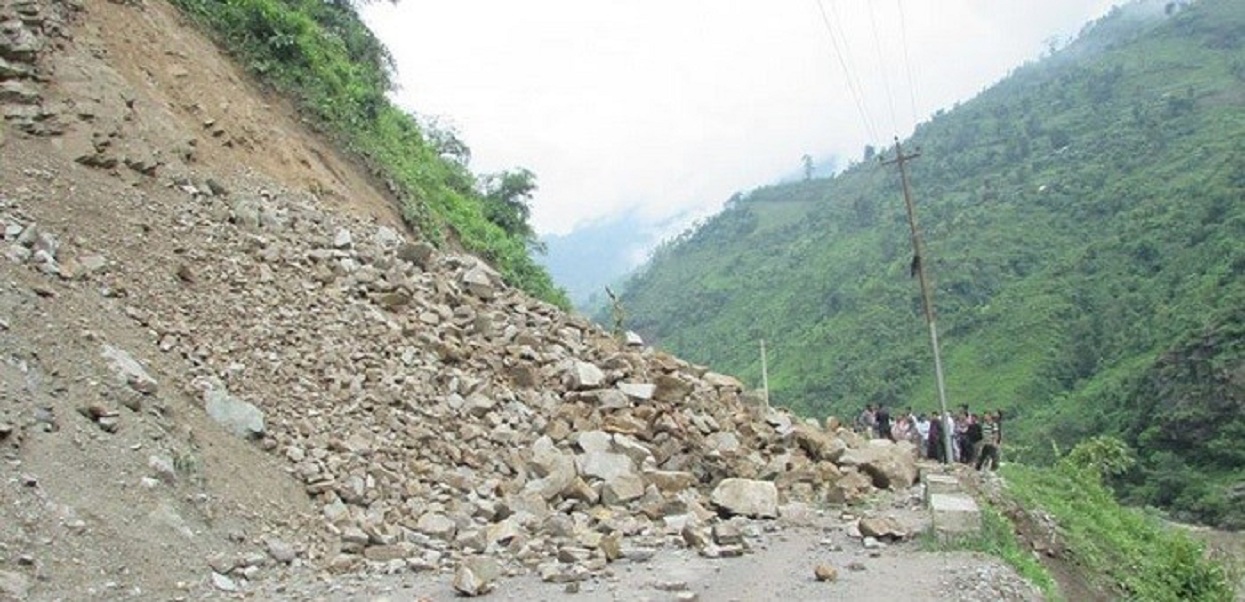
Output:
0 0 1017 599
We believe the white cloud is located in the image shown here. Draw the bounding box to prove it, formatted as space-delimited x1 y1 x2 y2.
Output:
363 0 1120 236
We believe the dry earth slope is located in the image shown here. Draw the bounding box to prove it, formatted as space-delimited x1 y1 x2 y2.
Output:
1 0 1045 600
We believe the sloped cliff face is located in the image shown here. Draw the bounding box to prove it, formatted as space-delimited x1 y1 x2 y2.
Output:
0 0 914 597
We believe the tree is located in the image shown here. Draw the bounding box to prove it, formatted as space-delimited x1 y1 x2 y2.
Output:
479 168 544 253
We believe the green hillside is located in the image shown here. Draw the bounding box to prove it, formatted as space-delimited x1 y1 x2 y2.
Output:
612 0 1245 527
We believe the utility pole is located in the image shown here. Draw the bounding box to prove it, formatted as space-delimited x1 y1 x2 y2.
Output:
760 339 771 410
881 137 954 464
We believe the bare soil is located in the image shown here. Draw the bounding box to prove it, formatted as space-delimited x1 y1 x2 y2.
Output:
2 0 1056 599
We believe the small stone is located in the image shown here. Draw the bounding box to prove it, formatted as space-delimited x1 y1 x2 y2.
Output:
333 228 353 249
210 572 237 592
653 580 689 592
711 522 744 546
147 455 176 484
205 178 228 196
814 563 838 582
265 537 296 564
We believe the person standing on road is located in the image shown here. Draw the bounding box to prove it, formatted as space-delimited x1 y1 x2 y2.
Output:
975 411 1002 471
915 413 931 458
856 404 876 435
875 405 893 441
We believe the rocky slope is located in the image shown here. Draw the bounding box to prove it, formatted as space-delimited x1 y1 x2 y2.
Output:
0 0 956 598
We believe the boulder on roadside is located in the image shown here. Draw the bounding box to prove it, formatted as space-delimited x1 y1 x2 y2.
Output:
837 440 917 490
857 516 907 541
453 556 502 596
792 423 846 462
710 478 778 518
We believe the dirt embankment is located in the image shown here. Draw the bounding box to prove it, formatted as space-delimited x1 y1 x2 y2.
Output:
2 0 1057 599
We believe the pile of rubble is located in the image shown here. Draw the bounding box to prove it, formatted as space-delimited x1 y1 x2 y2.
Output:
3 180 921 592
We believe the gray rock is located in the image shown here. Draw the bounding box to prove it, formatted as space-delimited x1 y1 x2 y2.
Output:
373 225 402 248
576 451 635 482
838 440 918 490
100 344 159 395
710 478 778 518
643 470 697 493
574 430 612 454
601 473 645 505
453 556 502 596
705 431 741 455
792 423 847 462
210 571 237 592
396 242 435 267
610 433 653 467
265 537 297 564
147 454 176 484
711 522 744 546
415 512 457 540
564 360 605 390
617 382 656 401
857 516 907 541
527 436 577 499
204 383 265 439
333 228 353 249
461 266 496 299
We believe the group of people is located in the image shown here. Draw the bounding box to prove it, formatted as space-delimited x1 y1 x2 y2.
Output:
854 404 1003 471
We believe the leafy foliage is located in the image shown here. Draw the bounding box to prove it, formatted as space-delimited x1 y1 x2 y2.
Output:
1003 460 1236 601
169 0 568 307
609 0 1245 525
1060 435 1136 480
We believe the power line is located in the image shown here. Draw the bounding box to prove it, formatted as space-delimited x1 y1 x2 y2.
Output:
895 0 921 126
825 0 879 141
814 0 878 143
867 0 899 136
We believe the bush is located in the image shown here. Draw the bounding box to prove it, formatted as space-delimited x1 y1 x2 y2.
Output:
1003 460 1236 601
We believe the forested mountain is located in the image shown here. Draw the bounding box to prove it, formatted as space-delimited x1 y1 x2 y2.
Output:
610 0 1245 527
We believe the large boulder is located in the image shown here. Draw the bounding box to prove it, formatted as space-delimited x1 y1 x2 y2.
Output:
791 423 846 462
837 440 918 490
453 556 502 596
710 478 778 518
825 469 874 505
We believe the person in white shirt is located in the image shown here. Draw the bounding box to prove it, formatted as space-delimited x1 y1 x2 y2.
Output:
915 413 931 458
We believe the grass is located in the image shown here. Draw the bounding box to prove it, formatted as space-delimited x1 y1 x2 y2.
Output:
1001 461 1237 601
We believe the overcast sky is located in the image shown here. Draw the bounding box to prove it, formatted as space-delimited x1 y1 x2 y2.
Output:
362 1 1120 236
